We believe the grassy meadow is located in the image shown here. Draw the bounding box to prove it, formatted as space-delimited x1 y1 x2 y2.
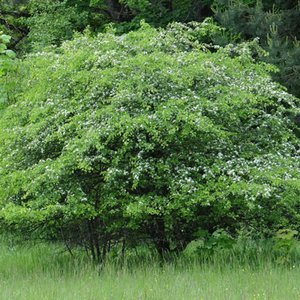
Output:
1 237 300 300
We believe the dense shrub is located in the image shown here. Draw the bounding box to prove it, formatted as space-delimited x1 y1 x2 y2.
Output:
0 21 299 260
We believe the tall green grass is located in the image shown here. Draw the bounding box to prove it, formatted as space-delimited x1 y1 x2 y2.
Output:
1 237 300 300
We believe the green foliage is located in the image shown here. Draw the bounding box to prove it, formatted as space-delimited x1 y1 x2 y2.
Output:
0 32 16 105
0 1 29 51
213 0 300 97
2 0 299 102
273 229 298 264
0 21 299 259
116 0 213 28
184 229 234 257
0 33 15 61
22 0 88 51
1 0 215 52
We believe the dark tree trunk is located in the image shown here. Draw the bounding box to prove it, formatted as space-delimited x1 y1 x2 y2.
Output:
164 0 173 12
87 220 97 261
153 218 170 257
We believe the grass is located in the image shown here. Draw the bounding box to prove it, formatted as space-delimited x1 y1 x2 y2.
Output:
1 238 300 300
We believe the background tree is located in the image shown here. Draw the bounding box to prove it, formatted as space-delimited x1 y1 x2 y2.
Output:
213 0 300 97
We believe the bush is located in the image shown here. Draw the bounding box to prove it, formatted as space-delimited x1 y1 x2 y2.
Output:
0 21 299 260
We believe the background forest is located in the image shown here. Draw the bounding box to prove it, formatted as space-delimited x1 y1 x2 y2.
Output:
1 0 300 97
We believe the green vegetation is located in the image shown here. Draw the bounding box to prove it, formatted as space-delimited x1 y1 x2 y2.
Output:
1 23 299 261
213 0 300 99
0 31 16 104
0 1 299 295
1 1 299 96
1 238 300 300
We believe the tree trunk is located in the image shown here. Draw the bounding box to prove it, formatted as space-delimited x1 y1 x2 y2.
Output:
153 218 170 257
164 0 173 12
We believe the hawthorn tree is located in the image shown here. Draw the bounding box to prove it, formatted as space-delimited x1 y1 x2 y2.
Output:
0 20 299 260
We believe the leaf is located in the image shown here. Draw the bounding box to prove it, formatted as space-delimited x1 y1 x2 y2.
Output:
0 34 11 44
4 50 16 58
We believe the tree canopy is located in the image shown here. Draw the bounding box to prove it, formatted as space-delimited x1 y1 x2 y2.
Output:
1 1 299 98
0 22 299 260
